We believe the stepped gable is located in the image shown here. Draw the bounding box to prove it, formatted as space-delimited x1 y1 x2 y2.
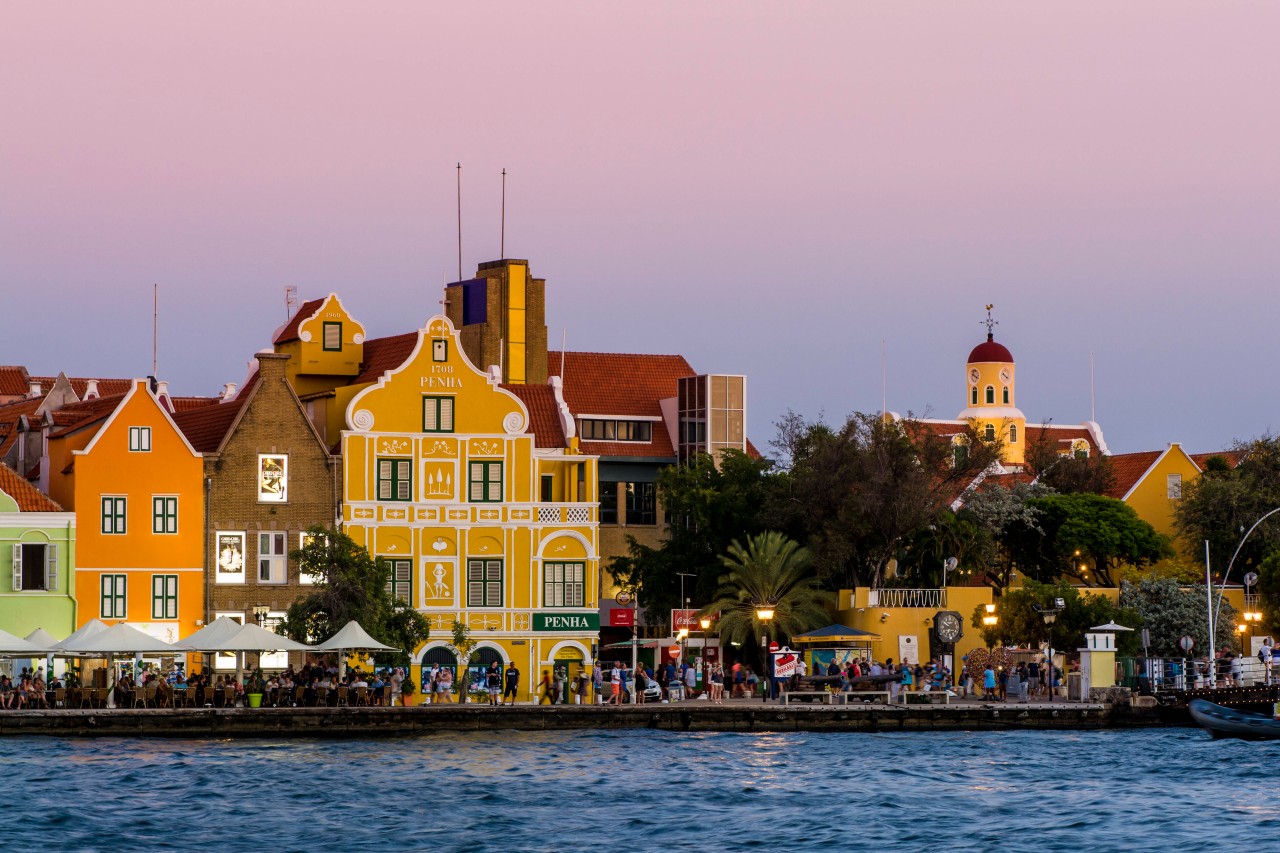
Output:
548 351 695 459
0 462 60 512
172 396 248 453
501 384 566 449
272 298 325 345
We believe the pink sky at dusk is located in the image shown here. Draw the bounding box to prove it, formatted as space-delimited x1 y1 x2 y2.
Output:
2 3 1277 455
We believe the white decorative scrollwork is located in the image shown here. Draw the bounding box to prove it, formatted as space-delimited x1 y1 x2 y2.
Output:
503 411 525 434
351 409 374 431
353 333 365 344
299 331 312 342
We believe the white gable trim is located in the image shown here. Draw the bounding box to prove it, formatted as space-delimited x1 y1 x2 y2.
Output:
74 380 202 459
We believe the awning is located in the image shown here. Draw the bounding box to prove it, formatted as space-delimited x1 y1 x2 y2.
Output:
792 624 882 644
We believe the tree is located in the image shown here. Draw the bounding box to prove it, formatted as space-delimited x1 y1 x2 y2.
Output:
1119 577 1238 657
969 579 1142 655
449 619 480 703
777 411 1002 588
700 532 832 664
1003 493 1173 587
278 525 430 666
1253 550 1280 635
892 508 994 588
1024 426 1115 494
960 480 1054 593
1176 436 1280 585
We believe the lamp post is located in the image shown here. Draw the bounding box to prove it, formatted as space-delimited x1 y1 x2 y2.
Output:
756 604 775 702
1034 598 1064 702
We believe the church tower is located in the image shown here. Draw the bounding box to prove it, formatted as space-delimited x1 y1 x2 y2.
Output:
956 306 1027 465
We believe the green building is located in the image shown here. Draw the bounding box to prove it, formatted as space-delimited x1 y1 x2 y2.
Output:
0 463 76 639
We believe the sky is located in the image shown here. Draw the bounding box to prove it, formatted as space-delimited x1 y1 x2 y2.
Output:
2 3 1277 456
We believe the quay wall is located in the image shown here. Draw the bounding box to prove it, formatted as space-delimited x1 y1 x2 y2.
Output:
0 702 1174 739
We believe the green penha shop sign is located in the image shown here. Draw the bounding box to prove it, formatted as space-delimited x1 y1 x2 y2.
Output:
533 612 600 632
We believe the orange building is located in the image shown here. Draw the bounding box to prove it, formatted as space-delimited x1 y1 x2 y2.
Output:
53 380 205 653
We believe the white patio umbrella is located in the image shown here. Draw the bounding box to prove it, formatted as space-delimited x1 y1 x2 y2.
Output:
61 623 187 708
54 618 110 652
23 628 60 680
0 628 50 656
313 621 397 679
177 616 245 650
188 622 313 687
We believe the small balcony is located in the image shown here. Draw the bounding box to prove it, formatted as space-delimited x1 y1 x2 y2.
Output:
535 504 595 525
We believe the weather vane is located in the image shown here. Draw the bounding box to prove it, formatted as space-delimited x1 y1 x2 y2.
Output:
982 304 997 338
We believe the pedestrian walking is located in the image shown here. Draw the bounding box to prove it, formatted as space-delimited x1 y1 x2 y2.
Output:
503 662 520 705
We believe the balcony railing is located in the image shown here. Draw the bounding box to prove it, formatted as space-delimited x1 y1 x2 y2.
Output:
868 588 948 609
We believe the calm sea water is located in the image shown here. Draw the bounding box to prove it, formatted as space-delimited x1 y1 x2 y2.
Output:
10 728 1277 852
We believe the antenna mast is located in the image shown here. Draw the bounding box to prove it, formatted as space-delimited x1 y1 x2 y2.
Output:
456 162 463 281
284 285 298 322
152 283 158 378
500 168 507 259
1090 351 1096 422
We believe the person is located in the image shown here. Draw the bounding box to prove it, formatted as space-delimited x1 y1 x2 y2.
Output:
983 664 997 701
609 661 623 705
745 666 758 698
592 662 604 704
503 662 520 705
669 663 684 702
1016 662 1029 703
390 667 404 706
710 664 725 704
635 665 648 705
539 670 554 705
685 662 697 699
486 661 502 706
438 668 453 703
575 668 590 705
1260 639 1274 686
898 664 913 702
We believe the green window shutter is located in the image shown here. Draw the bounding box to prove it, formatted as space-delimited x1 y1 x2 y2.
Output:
469 463 484 501
152 575 162 619
11 544 21 592
46 544 58 591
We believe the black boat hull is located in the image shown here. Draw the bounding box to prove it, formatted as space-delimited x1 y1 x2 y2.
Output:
1189 699 1280 740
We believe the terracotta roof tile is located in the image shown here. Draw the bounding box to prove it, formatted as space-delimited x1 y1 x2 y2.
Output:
31 376 132 399
501 384 566 449
46 394 129 439
1104 450 1163 499
171 396 220 412
273 299 325 345
0 463 60 512
354 332 419 385
0 367 31 397
1191 450 1242 470
172 397 248 453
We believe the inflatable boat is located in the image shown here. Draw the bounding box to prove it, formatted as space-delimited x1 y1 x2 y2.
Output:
1189 698 1280 740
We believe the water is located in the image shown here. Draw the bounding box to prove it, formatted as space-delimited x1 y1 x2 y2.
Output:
8 728 1277 852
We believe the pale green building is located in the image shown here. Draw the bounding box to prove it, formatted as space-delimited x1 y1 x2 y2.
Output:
0 464 76 640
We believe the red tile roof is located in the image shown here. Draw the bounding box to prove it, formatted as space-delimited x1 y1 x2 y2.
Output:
273 299 324 345
1103 450 1162 499
46 394 129 439
0 367 31 397
0 463 61 512
501 384 566 449
172 397 248 453
31 376 132 399
354 332 419 385
548 351 694 418
171 396 220 413
1191 450 1242 470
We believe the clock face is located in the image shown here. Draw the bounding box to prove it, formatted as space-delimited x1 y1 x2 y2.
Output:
968 368 980 385
999 368 1011 383
935 611 962 643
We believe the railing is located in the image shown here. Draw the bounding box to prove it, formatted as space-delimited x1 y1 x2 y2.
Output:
868 588 948 609
536 504 594 524
1119 655 1275 691
1245 593 1261 611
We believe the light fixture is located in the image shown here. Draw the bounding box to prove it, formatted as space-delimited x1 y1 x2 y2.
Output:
676 628 689 639
983 615 998 626
252 604 269 624
755 605 775 622
700 617 712 631
985 603 996 614
1237 624 1248 634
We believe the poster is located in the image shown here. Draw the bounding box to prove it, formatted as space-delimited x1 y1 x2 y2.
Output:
898 634 919 666
216 532 245 582
258 454 287 502
772 648 799 679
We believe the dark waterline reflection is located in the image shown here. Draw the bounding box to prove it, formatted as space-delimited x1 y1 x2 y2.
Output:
10 728 1278 852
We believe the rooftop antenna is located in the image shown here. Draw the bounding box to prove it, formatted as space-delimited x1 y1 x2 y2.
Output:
284 285 298 322
152 283 158 378
456 162 463 282
500 167 507 259
1090 351 1096 422
881 338 887 420
561 328 567 383
982 303 998 341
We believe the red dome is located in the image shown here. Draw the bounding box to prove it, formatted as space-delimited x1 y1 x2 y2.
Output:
967 335 1013 363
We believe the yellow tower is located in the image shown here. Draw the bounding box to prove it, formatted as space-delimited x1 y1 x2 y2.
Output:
956 306 1026 465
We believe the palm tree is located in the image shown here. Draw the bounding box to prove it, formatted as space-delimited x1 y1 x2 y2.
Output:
701 531 833 656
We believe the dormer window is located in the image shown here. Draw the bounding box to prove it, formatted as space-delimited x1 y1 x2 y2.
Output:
128 426 151 452
322 322 342 351
985 386 995 405
971 388 978 406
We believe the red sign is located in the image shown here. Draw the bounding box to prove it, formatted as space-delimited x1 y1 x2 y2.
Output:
609 608 635 627
668 645 682 658
672 609 699 631
769 641 780 653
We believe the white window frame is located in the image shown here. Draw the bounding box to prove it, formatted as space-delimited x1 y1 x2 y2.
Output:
258 531 288 584
298 532 324 585
1167 473 1183 500
128 426 151 452
258 454 288 503
543 561 585 608
152 495 178 534
215 531 247 585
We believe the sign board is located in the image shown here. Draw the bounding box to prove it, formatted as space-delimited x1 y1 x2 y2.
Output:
668 645 682 658
769 641 780 653
609 608 635 628
1180 635 1195 652
533 612 600 632
898 634 919 666
616 591 631 606
772 649 799 679
672 609 699 631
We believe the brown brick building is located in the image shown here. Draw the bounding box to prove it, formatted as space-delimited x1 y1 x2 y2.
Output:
174 352 340 664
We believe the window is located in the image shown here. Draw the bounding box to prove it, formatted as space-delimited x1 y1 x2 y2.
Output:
322 321 342 351
386 559 411 603
468 461 503 502
580 419 653 442
152 496 178 534
11 543 57 592
101 496 127 535
423 397 455 433
467 559 502 607
258 532 287 583
1002 386 1010 405
1009 424 1018 444
101 574 126 619
953 442 969 468
215 531 247 584
1073 442 1090 460
625 482 657 526
152 574 178 619
970 387 978 406
985 386 995 405
258 454 288 502
984 423 996 442
1168 473 1183 500
541 474 554 503
599 481 619 524
377 458 412 501
432 339 448 362
128 426 151 452
298 532 325 585
544 562 585 607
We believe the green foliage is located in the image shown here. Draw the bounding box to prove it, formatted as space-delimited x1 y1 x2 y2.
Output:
961 481 1054 592
277 525 430 665
1024 429 1115 495
1258 551 1280 634
969 579 1142 654
892 509 994 588
450 619 479 703
1004 493 1173 587
700 532 833 661
1118 577 1238 657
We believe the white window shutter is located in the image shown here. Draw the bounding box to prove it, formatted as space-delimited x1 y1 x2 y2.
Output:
11 544 22 592
46 544 58 591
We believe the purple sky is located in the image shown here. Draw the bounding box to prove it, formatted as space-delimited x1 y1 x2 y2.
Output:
3 4 1277 456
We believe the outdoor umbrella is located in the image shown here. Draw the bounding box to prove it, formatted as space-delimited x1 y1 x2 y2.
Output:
61 623 187 708
177 616 245 651
24 628 60 680
312 621 397 679
54 618 110 653
188 622 313 686
0 627 50 656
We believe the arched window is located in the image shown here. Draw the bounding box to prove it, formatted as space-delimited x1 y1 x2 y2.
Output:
984 423 996 442
422 646 458 668
470 647 503 667
1002 386 1010 405
953 442 968 468
971 387 978 406
1009 424 1018 444
985 386 995 405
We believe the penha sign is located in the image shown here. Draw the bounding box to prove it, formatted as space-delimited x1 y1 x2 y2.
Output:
533 612 601 632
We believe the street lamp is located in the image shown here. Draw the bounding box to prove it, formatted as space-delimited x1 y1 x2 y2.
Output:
756 604 775 702
982 603 998 628
252 604 269 625
1033 598 1065 702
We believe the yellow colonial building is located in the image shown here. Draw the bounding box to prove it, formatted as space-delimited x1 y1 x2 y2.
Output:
340 315 599 700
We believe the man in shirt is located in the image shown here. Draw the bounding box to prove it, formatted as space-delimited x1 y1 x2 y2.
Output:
503 662 520 705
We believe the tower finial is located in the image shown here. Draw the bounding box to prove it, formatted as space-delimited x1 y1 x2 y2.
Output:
982 304 997 341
